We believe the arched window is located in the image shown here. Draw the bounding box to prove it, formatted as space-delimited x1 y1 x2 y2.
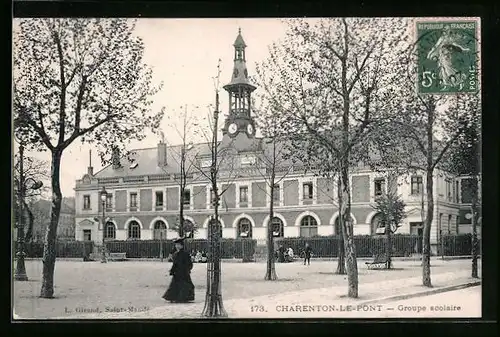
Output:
128 221 141 240
237 218 252 238
370 213 385 235
104 222 116 239
153 220 167 240
271 217 284 237
183 219 195 239
300 215 318 237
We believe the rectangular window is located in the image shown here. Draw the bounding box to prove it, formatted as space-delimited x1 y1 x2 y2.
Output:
411 176 423 195
303 182 313 200
374 178 386 197
182 189 191 206
155 191 164 207
454 181 460 203
106 194 113 211
83 229 92 241
299 226 318 238
239 186 248 205
83 195 91 210
130 192 138 209
272 184 280 203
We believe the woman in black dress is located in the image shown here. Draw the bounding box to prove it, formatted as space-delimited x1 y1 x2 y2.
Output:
162 238 195 303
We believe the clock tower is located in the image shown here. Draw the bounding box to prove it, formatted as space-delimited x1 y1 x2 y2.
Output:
222 29 257 138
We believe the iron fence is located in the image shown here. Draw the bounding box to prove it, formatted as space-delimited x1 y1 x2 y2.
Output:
276 234 481 258
17 234 479 259
18 238 256 259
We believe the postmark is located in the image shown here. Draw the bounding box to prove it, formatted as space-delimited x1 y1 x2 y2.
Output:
415 18 480 94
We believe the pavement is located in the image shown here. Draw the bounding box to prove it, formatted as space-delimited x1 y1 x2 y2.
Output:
49 268 481 320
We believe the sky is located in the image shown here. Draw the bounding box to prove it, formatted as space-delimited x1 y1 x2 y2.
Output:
16 18 291 197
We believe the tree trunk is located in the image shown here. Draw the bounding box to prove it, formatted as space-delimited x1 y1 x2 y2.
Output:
336 233 346 274
40 150 63 298
340 164 358 298
422 169 434 287
471 176 479 278
179 187 184 238
385 221 392 269
335 178 346 274
23 199 34 243
265 184 277 280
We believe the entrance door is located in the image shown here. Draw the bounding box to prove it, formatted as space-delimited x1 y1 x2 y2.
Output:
83 230 92 241
410 222 423 254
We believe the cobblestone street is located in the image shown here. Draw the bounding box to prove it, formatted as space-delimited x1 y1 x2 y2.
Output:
13 258 480 319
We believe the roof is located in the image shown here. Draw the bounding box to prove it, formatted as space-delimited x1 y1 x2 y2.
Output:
233 29 247 48
93 142 210 179
91 127 443 180
223 61 256 88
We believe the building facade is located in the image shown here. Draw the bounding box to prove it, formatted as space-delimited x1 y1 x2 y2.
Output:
74 31 478 253
32 198 75 242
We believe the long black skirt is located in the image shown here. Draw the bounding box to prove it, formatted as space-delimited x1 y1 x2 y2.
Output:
162 274 195 303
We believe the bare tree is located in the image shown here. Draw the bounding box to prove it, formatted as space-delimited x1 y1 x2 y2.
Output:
245 107 294 280
13 154 50 242
374 48 480 286
256 18 409 298
160 105 203 238
13 18 164 298
441 97 481 278
195 62 238 317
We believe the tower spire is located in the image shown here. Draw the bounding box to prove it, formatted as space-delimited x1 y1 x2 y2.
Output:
222 29 257 139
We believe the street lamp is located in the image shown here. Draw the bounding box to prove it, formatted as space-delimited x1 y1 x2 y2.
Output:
100 186 108 263
14 134 43 281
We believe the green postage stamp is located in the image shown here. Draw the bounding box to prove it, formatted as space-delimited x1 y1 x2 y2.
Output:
416 19 480 94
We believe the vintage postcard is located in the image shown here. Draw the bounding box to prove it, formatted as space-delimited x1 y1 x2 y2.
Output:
12 17 481 321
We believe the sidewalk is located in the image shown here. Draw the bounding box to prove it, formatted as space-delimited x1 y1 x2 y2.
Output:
55 269 480 319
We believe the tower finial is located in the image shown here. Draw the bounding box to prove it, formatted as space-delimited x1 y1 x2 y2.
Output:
238 27 241 34
89 149 92 167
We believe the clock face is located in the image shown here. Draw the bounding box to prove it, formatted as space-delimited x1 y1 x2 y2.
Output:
228 123 238 134
247 124 254 135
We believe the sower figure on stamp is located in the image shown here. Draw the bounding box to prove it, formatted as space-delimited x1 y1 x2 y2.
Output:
303 243 312 266
162 238 195 303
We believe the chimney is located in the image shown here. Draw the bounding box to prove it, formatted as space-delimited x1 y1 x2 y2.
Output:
158 141 167 167
112 146 121 169
87 149 94 176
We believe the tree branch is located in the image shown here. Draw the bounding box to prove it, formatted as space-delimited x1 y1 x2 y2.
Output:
432 131 462 170
61 113 117 149
15 106 55 151
71 75 88 138
53 30 67 146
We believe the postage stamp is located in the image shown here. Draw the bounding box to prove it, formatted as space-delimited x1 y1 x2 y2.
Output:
415 18 480 94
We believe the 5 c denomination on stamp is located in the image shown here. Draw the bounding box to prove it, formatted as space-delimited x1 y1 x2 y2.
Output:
416 18 480 94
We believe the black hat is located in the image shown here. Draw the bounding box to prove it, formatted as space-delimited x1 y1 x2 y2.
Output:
173 237 185 244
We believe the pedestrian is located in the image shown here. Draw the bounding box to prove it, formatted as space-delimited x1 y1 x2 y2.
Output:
278 244 285 263
162 238 195 303
303 243 312 265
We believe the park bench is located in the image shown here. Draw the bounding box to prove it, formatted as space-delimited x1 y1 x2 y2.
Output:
107 252 127 261
365 253 389 270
